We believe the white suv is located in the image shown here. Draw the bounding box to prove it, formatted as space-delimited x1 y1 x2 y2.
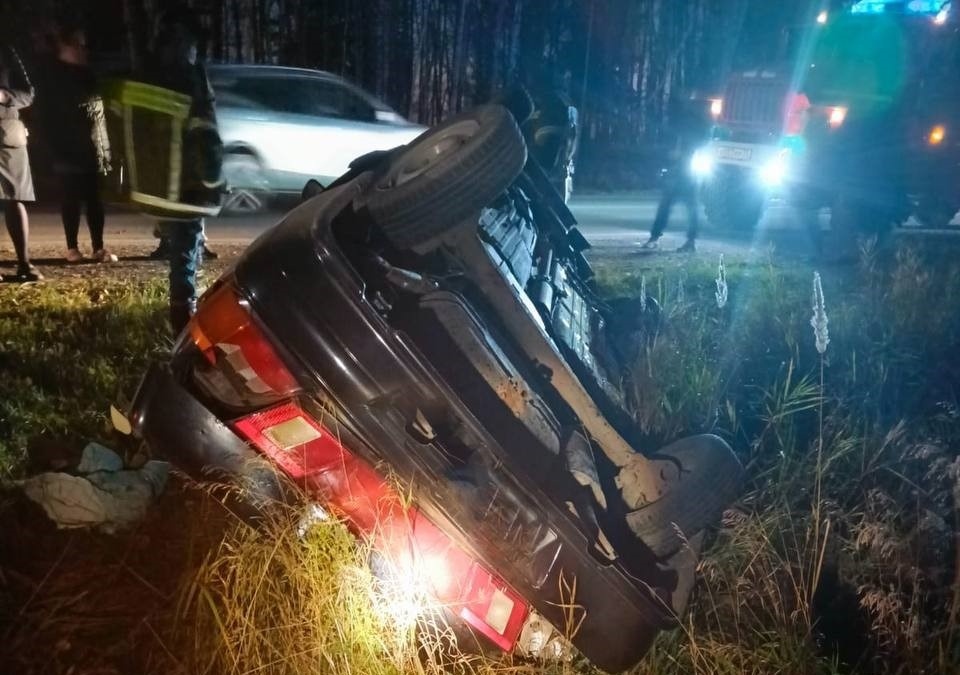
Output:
209 65 426 213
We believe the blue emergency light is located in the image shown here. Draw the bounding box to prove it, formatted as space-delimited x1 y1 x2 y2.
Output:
851 0 950 15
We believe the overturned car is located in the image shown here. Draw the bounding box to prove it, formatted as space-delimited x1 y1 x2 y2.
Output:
128 104 742 672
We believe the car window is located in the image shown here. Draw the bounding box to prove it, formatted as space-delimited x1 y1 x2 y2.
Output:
310 79 377 122
213 88 265 110
228 76 319 116
211 73 380 122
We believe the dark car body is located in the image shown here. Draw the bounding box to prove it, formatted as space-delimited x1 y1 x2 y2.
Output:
129 105 738 672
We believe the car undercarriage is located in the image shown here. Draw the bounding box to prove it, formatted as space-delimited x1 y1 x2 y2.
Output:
130 103 742 672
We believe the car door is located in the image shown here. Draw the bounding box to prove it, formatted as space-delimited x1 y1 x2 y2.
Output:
224 75 337 187
303 78 422 182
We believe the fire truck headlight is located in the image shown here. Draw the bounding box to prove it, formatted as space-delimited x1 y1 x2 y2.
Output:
929 124 947 146
828 106 848 129
759 151 790 187
690 148 714 178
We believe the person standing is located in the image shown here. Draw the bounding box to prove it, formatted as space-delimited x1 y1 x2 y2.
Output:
642 93 711 253
40 23 116 264
147 8 223 333
526 79 579 204
0 43 42 281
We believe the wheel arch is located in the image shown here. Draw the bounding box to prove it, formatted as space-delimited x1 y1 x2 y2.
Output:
224 142 263 162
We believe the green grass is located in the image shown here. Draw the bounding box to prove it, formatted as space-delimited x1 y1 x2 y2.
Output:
2 239 960 674
594 241 960 674
0 277 169 476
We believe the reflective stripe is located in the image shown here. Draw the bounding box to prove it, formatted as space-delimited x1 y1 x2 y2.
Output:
130 190 221 216
187 117 218 132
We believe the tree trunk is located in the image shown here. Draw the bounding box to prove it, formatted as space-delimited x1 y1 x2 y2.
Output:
448 0 469 112
122 0 149 70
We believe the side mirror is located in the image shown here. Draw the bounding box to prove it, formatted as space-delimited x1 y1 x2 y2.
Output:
301 179 325 202
375 110 404 124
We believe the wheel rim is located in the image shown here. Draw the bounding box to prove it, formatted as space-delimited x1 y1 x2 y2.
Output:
379 119 480 189
222 188 265 214
223 156 269 214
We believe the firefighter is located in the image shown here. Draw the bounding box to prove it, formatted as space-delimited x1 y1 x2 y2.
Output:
146 7 223 333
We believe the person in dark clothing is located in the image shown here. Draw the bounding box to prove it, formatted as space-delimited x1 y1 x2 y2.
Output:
40 24 115 263
526 86 579 204
0 43 42 281
146 8 223 333
494 79 579 204
642 94 711 253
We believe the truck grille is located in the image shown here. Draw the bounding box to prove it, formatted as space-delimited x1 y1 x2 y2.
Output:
723 77 788 131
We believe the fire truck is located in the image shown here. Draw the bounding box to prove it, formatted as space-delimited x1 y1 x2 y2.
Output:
697 0 960 232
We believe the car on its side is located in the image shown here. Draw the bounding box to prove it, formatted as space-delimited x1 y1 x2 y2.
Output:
126 103 742 672
208 65 426 214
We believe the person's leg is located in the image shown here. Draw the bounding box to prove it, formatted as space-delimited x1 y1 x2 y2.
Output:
159 218 204 334
4 200 41 280
677 181 699 252
685 182 700 242
150 223 171 260
61 173 83 256
85 173 106 252
801 206 823 260
648 184 677 242
200 220 218 259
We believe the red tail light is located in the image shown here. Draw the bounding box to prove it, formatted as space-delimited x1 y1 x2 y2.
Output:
187 283 299 409
233 401 529 650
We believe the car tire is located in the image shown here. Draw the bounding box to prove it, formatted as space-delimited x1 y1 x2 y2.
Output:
702 168 765 231
915 197 958 229
221 152 271 216
625 434 742 559
359 104 527 249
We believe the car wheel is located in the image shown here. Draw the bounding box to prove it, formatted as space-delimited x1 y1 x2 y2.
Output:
625 434 742 559
222 153 271 216
702 168 765 231
359 104 527 249
915 197 958 229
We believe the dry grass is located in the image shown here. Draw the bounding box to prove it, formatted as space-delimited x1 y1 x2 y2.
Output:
4 237 960 674
170 497 584 675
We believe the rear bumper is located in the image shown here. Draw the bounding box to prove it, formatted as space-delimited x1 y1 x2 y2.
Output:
129 361 286 510
130 357 671 672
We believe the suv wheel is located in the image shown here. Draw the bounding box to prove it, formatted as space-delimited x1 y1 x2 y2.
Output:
915 197 959 229
359 105 527 249
702 167 765 231
222 153 271 215
625 434 742 558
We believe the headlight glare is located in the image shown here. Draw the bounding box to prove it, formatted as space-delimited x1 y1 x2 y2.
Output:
759 150 790 187
690 148 714 178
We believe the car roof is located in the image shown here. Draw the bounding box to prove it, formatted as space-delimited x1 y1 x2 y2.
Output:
207 64 399 114
207 64 345 83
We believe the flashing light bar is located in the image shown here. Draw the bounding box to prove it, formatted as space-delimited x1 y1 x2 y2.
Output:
851 0 949 15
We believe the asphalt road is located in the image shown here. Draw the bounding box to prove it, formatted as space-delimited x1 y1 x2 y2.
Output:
11 192 953 261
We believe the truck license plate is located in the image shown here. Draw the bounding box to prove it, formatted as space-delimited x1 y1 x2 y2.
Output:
716 145 753 162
